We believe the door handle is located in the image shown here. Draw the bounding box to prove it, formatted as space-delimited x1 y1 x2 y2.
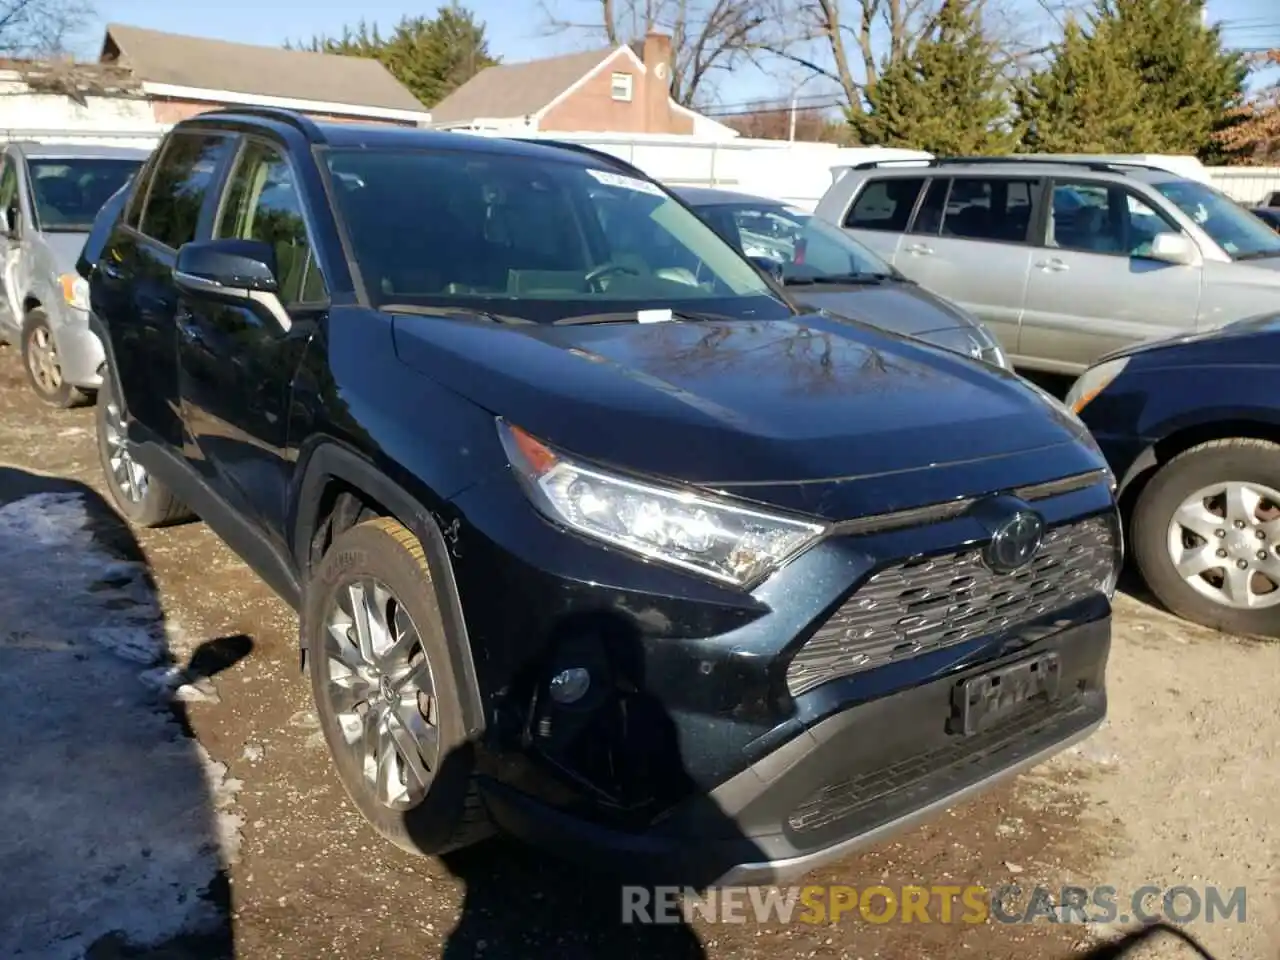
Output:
1035 258 1070 272
904 242 934 256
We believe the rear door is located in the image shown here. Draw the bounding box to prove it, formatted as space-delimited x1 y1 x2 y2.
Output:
838 175 927 263
891 174 1041 358
1019 178 1202 372
95 129 236 445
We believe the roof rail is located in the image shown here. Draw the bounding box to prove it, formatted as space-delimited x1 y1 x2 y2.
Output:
193 106 326 143
520 138 650 179
848 155 1171 174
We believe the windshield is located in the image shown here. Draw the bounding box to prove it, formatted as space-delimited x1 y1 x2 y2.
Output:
704 202 895 281
324 148 790 323
1154 180 1280 260
27 158 142 233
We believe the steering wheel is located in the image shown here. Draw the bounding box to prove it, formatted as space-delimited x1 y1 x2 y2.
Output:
585 262 640 293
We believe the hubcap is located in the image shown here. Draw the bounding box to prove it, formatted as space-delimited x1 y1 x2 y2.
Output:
324 578 440 810
1167 481 1280 610
102 398 148 504
27 325 62 393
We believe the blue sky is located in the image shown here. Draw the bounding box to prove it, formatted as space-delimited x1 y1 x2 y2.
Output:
78 0 1280 107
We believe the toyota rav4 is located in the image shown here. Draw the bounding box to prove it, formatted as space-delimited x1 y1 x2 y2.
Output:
84 108 1120 885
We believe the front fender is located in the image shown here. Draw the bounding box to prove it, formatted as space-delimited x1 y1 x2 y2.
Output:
290 440 487 738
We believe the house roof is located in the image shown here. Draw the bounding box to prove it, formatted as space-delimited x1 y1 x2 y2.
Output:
99 23 427 114
429 46 629 124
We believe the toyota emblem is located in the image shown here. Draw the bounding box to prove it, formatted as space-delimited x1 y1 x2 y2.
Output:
983 510 1044 574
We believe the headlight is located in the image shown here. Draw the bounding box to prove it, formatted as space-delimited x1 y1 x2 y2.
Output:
498 421 828 587
59 272 89 311
1065 357 1130 415
919 325 1010 370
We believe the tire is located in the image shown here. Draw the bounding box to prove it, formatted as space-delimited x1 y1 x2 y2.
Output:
1132 438 1280 636
304 516 491 857
95 374 193 527
21 309 87 408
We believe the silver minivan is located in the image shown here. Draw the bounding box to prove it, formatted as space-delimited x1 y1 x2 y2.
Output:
0 142 149 405
814 157 1280 375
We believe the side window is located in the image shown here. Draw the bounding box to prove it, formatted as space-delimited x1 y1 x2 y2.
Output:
139 132 233 250
0 156 18 218
1047 181 1181 257
216 140 325 304
939 177 1037 243
910 178 950 235
124 151 159 229
844 177 925 232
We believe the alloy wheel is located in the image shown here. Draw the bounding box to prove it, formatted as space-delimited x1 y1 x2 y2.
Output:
1166 480 1280 610
323 578 441 810
26 325 62 393
101 397 148 504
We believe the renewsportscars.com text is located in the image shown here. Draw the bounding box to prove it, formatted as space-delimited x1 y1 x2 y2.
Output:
622 884 1248 926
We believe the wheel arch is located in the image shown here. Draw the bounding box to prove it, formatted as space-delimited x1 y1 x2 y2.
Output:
291 440 486 738
1117 416 1280 521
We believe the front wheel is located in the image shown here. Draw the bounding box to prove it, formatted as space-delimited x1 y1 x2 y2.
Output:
21 310 87 408
304 516 491 857
1132 438 1280 636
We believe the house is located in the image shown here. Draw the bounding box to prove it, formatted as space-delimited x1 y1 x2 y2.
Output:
98 24 432 126
428 33 737 140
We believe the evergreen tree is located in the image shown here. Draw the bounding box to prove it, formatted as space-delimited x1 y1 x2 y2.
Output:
850 0 1017 154
292 3 499 108
1015 21 1156 153
1016 0 1246 158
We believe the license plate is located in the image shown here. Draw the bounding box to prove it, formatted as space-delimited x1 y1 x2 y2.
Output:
952 653 1061 736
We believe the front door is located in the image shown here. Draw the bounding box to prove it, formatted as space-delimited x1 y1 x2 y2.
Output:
177 137 325 547
1019 180 1202 372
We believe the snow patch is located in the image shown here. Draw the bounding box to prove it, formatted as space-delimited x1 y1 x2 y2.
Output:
0 491 239 958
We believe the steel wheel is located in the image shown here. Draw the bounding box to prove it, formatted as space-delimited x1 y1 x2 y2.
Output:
1166 480 1280 610
26 323 62 393
323 577 440 810
101 396 148 504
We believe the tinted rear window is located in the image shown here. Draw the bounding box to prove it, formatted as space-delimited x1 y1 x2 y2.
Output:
843 178 925 232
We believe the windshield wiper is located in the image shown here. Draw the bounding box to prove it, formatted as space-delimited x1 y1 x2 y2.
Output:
802 272 889 285
380 304 534 325
552 309 740 326
1236 250 1280 261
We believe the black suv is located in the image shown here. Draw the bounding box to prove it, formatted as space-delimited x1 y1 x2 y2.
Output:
83 108 1120 885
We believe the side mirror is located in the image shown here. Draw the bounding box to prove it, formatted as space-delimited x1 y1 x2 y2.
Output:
174 238 292 332
1146 232 1198 266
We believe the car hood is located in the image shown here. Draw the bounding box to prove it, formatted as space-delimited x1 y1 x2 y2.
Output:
41 231 89 275
783 279 975 336
392 312 1095 514
1096 310 1280 365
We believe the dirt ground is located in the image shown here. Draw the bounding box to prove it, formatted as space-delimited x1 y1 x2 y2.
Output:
0 342 1275 960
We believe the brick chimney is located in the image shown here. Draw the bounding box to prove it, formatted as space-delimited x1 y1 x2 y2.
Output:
641 31 673 134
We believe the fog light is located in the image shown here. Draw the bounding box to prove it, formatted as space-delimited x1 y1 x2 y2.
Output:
549 667 591 704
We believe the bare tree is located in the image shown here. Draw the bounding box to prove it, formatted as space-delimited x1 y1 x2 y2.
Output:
541 0 769 107
0 0 93 57
760 0 1080 117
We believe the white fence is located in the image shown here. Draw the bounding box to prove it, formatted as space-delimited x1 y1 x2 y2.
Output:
1206 166 1280 205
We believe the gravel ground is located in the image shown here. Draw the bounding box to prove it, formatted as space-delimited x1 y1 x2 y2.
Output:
0 343 1275 960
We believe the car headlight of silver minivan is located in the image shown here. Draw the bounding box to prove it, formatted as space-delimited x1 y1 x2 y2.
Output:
499 420 828 587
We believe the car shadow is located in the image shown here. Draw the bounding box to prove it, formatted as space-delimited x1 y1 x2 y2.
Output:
0 466 250 960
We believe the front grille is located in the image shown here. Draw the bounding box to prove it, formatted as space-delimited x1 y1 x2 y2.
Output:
786 515 1115 696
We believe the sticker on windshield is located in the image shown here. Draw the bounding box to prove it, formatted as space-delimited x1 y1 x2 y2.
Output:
586 168 666 196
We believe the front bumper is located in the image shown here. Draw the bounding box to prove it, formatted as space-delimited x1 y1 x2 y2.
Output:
50 306 104 388
478 617 1108 886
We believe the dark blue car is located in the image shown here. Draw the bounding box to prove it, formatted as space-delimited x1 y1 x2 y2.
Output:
1068 315 1280 635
